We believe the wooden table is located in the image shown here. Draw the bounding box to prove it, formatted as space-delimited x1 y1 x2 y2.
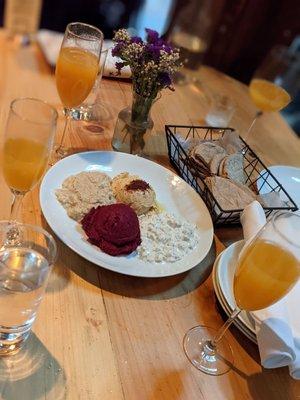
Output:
0 32 300 400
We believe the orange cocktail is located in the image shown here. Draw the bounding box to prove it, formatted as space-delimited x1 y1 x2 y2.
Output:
3 138 48 192
234 239 300 311
249 78 291 112
55 47 99 108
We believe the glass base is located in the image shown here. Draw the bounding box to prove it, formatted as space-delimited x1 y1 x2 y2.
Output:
183 325 233 375
50 145 69 165
0 325 31 356
4 223 21 246
69 101 111 124
55 146 68 157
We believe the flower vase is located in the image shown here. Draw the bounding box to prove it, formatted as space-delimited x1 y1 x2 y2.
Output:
112 91 155 156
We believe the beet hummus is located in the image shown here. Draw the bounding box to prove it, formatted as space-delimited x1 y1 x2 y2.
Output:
81 203 141 256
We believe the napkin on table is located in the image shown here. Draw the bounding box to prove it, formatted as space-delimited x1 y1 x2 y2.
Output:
36 29 131 78
240 200 300 379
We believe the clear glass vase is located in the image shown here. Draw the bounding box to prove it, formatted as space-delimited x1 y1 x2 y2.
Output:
112 91 155 156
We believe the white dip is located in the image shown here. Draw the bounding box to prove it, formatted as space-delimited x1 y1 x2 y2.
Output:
138 211 200 263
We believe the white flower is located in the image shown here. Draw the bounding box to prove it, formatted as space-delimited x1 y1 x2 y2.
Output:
113 29 131 43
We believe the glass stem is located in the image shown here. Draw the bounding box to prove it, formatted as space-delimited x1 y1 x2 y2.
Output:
10 190 24 221
56 111 70 155
209 308 241 349
244 110 263 142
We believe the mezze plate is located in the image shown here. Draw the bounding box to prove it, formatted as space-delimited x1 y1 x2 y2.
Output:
40 151 213 277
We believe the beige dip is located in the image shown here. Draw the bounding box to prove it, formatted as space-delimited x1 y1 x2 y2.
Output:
55 171 115 221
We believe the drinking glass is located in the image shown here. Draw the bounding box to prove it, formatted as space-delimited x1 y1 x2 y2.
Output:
68 45 110 126
205 95 235 127
0 221 57 355
55 22 103 158
2 98 58 221
183 211 300 375
4 0 42 44
245 72 291 140
168 0 214 88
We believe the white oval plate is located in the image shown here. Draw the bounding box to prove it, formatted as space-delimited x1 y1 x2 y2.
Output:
40 151 213 277
259 165 300 211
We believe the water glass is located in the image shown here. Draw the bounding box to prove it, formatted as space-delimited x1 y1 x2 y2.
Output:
0 222 57 355
4 0 42 40
205 95 235 127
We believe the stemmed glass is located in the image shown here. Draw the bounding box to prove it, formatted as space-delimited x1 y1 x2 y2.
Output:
69 45 110 126
54 22 103 159
183 211 300 375
245 75 291 141
2 98 58 221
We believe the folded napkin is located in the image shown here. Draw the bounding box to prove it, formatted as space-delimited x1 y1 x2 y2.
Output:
36 29 131 78
240 201 300 379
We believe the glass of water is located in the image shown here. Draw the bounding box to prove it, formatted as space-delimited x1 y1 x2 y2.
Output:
0 221 57 355
205 95 235 127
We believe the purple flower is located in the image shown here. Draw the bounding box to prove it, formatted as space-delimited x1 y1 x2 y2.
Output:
158 72 172 87
145 28 160 44
112 42 124 57
111 28 181 96
162 43 172 53
145 43 161 61
115 61 126 73
131 36 143 44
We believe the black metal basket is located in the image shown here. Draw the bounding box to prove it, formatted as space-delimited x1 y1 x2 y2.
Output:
165 125 298 226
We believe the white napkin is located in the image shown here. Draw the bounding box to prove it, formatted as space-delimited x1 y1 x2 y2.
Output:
36 29 63 66
240 201 300 379
102 40 131 79
36 30 131 78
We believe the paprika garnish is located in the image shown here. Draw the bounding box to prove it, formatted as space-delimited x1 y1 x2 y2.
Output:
126 179 150 192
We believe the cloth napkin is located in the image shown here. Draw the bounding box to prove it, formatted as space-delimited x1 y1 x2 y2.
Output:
36 29 131 78
240 201 300 379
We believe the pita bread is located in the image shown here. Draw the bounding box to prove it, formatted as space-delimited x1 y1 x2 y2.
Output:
209 153 226 174
205 175 256 210
219 153 245 184
191 142 226 165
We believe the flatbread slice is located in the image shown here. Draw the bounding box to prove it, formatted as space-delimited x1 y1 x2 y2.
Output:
190 142 227 167
220 153 245 184
209 153 226 175
205 175 256 210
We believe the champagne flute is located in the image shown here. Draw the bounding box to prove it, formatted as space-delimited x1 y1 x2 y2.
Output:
245 77 291 141
69 45 110 126
183 211 300 375
2 98 58 221
55 22 103 159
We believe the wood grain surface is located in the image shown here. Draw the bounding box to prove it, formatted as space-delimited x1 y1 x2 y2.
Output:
0 31 299 400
